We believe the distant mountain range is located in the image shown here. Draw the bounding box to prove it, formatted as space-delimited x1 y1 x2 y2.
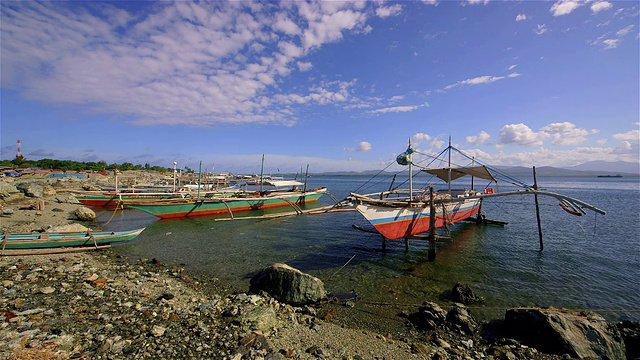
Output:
319 160 640 177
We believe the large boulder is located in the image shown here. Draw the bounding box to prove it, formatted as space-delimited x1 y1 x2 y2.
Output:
0 182 19 199
16 182 44 198
408 301 447 330
505 307 626 359
74 206 96 221
249 263 326 306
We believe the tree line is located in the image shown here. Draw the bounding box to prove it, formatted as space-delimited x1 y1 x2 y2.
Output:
0 157 172 173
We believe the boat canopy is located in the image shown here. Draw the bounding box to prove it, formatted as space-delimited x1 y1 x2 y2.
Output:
423 166 497 183
262 180 304 187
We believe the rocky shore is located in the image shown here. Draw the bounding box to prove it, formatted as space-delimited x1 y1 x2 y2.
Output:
1 175 639 359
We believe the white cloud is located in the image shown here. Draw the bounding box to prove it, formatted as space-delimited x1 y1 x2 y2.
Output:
344 141 372 152
370 105 420 114
591 25 635 50
297 61 313 72
375 4 402 18
541 122 597 146
516 14 527 21
534 24 548 35
0 1 386 128
358 141 372 152
466 131 491 145
612 141 633 154
613 130 640 142
443 72 519 90
617 25 634 37
411 133 433 148
498 123 549 147
591 1 612 13
550 1 583 16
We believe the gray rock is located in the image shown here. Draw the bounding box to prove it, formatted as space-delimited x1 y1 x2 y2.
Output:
249 263 326 305
74 206 96 221
237 306 278 333
408 301 447 330
446 303 477 335
0 182 19 199
451 283 483 304
17 182 44 198
505 307 626 359
2 208 14 215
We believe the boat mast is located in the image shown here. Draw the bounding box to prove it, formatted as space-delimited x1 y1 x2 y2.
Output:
448 136 452 194
259 154 265 193
408 137 413 202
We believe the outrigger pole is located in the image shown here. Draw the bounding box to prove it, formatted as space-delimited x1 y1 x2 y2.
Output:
533 166 543 251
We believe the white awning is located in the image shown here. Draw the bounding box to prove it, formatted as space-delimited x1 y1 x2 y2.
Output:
262 180 304 187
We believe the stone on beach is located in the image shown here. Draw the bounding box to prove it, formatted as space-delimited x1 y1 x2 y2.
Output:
74 206 96 221
249 263 326 305
505 307 626 359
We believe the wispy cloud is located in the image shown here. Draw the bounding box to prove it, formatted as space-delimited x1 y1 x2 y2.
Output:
443 72 520 91
516 13 527 21
0 2 399 128
534 24 549 35
369 105 421 114
591 1 612 13
550 1 583 17
590 24 635 49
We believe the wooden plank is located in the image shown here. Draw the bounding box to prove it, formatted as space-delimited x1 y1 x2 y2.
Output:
1 245 112 256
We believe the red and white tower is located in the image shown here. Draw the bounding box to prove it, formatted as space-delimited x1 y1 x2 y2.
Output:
16 140 22 158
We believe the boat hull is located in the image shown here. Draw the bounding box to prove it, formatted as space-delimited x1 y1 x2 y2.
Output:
124 188 327 219
1 228 145 250
73 192 188 207
355 198 481 240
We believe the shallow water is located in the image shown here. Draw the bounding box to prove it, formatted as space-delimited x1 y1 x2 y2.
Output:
98 175 640 326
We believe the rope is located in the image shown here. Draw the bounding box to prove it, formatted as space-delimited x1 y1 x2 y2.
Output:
325 254 357 282
102 201 122 226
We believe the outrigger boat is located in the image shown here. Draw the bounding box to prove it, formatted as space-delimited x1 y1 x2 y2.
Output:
123 187 328 219
72 190 192 207
347 138 606 250
123 157 331 219
1 228 145 256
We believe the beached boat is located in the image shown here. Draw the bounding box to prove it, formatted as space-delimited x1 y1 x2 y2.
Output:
73 190 191 207
348 138 606 243
1 228 145 255
123 187 328 219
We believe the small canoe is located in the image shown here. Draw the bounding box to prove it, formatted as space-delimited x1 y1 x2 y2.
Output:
1 228 145 255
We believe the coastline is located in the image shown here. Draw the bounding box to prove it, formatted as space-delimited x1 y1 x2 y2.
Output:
1 175 638 359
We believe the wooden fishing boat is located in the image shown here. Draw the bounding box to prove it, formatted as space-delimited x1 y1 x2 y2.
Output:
348 138 606 244
123 187 328 219
73 191 191 207
1 228 145 255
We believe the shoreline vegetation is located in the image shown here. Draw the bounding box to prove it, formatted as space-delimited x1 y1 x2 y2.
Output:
1 172 638 359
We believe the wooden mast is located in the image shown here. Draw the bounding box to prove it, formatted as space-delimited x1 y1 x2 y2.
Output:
408 137 413 202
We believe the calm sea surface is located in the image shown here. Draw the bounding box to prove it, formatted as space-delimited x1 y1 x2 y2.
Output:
96 174 640 331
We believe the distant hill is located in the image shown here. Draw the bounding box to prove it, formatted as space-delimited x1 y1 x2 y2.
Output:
564 160 639 174
317 160 640 177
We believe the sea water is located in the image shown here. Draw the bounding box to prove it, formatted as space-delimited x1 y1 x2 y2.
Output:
98 174 640 331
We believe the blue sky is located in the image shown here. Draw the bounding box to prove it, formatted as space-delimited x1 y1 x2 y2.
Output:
1 0 638 174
